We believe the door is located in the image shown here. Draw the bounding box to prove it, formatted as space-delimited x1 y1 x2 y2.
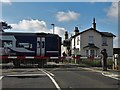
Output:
37 37 45 56
90 50 94 56
41 37 45 56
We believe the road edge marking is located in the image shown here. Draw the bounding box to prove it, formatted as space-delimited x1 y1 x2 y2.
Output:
79 67 120 80
102 73 120 80
5 74 46 77
40 69 61 90
0 76 4 80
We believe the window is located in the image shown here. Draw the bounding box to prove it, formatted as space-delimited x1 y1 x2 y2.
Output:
102 37 107 46
42 41 45 48
77 37 79 45
17 43 31 48
2 40 13 47
86 50 89 56
90 50 94 56
89 36 94 44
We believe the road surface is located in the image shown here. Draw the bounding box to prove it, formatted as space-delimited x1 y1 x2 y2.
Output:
1 67 119 90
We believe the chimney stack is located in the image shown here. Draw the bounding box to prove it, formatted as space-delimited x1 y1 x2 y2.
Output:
74 27 79 35
65 31 68 40
92 18 96 30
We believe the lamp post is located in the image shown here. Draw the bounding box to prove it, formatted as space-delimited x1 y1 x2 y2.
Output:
51 24 55 34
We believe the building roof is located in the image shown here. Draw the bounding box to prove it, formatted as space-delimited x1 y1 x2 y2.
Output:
100 32 116 37
1 32 60 37
71 27 116 38
83 43 99 49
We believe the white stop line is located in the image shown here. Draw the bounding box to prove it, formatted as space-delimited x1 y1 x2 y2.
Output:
39 69 61 90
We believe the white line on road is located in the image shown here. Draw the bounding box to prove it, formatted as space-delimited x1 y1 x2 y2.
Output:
79 67 120 80
40 69 61 90
0 76 4 80
5 74 46 77
42 69 54 77
102 73 120 80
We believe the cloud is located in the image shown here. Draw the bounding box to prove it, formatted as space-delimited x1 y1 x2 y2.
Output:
56 11 80 22
50 26 66 39
4 19 66 39
106 2 118 19
0 0 11 4
10 19 48 33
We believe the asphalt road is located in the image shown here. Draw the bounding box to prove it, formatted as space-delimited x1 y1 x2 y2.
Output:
1 67 120 90
47 68 119 89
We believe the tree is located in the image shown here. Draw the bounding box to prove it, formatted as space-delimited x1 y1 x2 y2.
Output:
0 21 12 32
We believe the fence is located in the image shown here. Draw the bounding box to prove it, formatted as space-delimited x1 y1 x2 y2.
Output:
60 56 113 68
0 56 114 69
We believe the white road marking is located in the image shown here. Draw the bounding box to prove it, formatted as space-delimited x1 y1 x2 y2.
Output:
5 74 46 77
102 73 120 80
0 76 4 80
79 67 120 80
40 69 61 90
42 69 54 77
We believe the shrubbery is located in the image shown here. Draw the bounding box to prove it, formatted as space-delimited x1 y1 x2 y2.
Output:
80 59 102 67
75 58 113 68
62 57 113 68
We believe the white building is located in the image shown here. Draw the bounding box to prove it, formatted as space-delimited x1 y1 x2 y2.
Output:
71 18 116 57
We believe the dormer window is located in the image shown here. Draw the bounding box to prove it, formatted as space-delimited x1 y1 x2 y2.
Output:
89 36 94 44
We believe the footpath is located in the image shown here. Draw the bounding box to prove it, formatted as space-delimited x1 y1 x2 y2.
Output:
48 62 120 81
81 66 120 80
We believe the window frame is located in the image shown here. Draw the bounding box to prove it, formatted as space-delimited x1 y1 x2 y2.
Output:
88 36 94 44
102 37 108 46
77 37 80 45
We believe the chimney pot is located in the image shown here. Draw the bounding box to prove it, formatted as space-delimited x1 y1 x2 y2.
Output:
74 27 79 35
92 18 96 30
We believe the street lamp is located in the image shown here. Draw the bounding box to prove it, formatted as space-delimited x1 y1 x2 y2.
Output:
51 24 55 34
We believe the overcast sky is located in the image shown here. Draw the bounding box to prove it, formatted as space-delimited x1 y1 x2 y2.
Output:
0 0 119 48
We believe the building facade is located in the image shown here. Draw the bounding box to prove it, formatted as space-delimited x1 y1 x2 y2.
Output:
70 18 116 57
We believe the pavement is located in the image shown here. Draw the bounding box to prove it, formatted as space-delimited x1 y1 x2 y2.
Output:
47 62 120 80
88 67 120 80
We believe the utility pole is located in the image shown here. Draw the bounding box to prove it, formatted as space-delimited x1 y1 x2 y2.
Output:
51 24 55 34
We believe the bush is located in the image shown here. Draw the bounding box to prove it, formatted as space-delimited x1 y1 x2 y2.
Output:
107 59 114 69
80 58 113 68
80 59 102 67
